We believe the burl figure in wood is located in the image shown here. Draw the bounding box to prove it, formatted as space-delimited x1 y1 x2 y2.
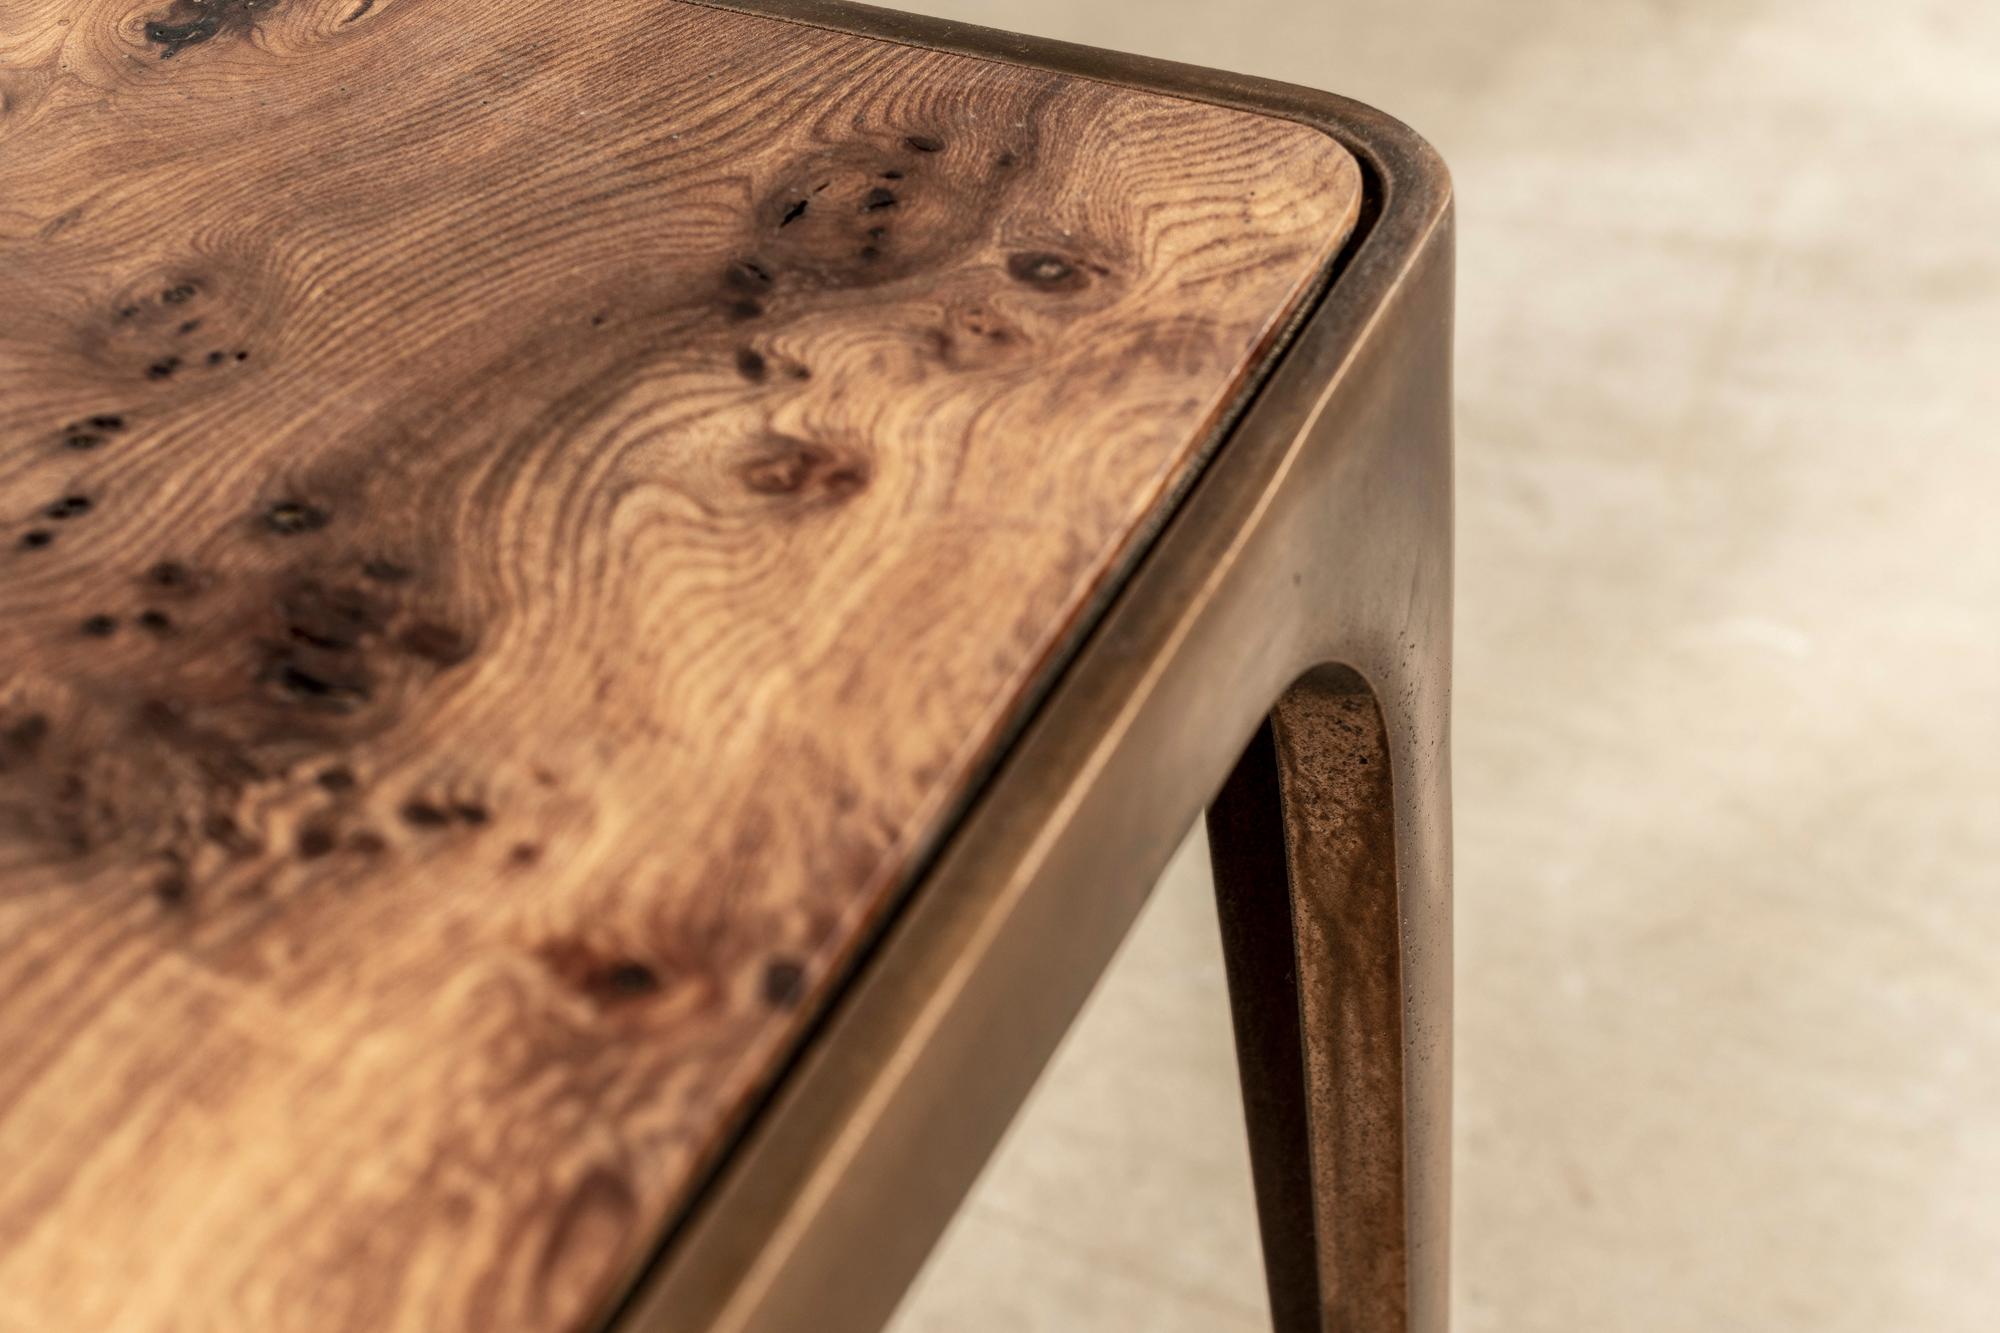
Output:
0 0 1361 1329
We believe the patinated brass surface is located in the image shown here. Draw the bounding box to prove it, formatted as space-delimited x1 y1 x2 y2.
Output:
621 6 1454 1332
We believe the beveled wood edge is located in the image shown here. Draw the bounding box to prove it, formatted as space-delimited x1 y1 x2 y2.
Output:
598 5 1455 1331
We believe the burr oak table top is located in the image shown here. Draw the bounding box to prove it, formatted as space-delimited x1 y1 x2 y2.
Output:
0 2 1360 1328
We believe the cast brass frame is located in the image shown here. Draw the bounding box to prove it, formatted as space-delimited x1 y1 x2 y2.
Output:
609 4 1453 1330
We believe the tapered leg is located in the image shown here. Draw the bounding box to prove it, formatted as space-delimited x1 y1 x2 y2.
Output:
1208 663 1441 1333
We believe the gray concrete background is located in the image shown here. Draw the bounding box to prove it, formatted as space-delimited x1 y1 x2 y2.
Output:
882 1 2000 1329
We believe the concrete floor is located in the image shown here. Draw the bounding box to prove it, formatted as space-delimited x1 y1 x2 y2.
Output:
884 0 2000 1329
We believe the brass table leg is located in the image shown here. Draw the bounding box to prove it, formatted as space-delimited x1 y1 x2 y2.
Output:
1211 663 1441 1332
1205 183 1453 1332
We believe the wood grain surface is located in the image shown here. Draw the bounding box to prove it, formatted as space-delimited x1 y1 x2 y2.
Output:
0 2 1359 1328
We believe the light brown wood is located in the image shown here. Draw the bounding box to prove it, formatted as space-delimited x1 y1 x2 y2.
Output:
0 1 1359 1328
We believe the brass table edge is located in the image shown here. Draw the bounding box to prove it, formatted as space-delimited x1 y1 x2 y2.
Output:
602 4 1455 1331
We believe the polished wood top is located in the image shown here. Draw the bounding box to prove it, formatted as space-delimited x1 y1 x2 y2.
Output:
0 1 1359 1327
